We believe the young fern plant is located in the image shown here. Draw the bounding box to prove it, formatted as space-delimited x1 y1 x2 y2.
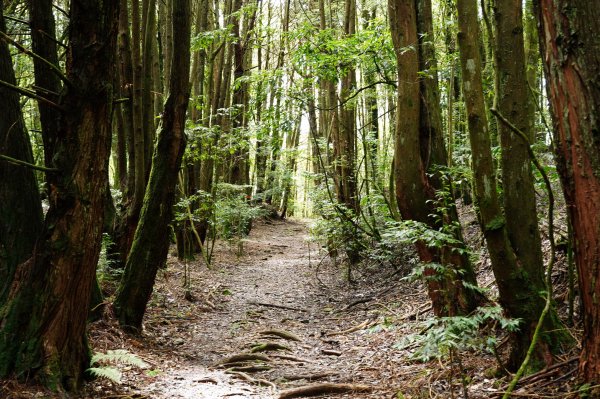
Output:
87 349 149 384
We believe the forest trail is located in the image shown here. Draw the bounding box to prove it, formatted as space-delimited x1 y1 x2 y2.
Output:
90 218 427 398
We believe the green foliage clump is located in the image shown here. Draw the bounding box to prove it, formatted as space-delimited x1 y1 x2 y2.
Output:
87 349 148 384
396 306 521 362
214 183 266 240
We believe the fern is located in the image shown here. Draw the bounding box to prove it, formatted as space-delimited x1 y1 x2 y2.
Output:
87 349 148 384
87 366 122 384
90 349 149 368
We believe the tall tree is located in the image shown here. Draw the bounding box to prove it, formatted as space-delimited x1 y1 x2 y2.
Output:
493 0 565 369
456 0 567 370
0 4 43 304
0 0 118 390
388 0 480 316
114 0 191 331
534 0 600 382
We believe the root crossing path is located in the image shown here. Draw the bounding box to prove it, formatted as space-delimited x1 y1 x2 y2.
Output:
111 219 418 398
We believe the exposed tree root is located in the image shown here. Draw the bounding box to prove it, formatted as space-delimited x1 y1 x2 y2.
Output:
216 353 272 366
326 319 374 336
259 329 302 342
248 301 307 312
281 372 336 381
225 370 277 389
250 342 291 353
226 365 272 373
278 383 372 399
271 354 314 363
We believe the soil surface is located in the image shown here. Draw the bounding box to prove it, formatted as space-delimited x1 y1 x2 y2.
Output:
2 216 582 398
89 218 437 398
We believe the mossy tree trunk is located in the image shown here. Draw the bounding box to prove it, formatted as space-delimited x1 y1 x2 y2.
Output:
456 0 568 371
534 0 600 382
388 0 481 316
0 4 43 304
493 0 565 370
0 0 118 390
114 0 191 331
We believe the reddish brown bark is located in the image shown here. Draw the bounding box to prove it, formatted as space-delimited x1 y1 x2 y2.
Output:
535 0 600 381
0 0 118 390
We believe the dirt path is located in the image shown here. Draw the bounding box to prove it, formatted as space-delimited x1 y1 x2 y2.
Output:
91 218 425 399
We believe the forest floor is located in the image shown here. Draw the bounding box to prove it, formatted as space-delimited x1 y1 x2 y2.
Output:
2 214 582 398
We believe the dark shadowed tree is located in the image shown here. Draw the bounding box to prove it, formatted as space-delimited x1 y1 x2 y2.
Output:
0 3 43 304
0 0 119 390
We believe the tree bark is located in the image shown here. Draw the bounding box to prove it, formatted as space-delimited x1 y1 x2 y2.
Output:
388 0 480 316
456 0 567 370
494 0 565 369
114 0 191 331
0 0 118 390
0 4 43 304
534 0 600 382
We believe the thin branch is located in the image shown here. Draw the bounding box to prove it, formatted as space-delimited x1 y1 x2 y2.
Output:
0 78 65 111
0 154 59 172
3 15 29 25
0 31 71 87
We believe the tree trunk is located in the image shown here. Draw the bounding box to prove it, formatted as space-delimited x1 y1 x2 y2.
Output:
114 0 191 331
388 0 480 316
29 0 62 169
0 5 44 304
494 0 565 369
534 0 600 382
456 0 567 370
0 0 118 390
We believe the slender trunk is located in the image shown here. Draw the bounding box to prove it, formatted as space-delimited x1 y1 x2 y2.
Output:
117 0 135 197
457 0 566 370
114 0 191 331
29 0 62 169
494 0 565 369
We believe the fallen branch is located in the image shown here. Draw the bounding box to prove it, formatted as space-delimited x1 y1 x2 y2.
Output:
321 349 342 356
248 301 307 312
278 383 372 399
259 329 302 342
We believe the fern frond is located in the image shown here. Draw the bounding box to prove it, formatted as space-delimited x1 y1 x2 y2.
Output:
87 366 122 383
91 349 149 368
